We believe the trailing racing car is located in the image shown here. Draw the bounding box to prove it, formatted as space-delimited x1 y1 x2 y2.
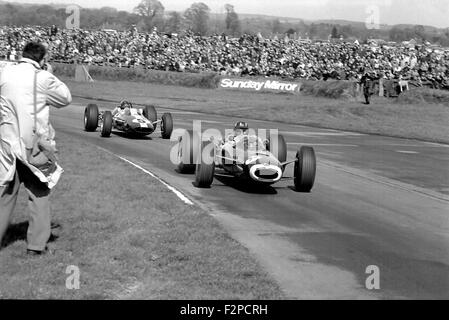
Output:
175 122 316 192
83 100 173 139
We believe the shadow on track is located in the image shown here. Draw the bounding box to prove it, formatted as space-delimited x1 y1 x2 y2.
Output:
213 174 278 195
112 131 154 140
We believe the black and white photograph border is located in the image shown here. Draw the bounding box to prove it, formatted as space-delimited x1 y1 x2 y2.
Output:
0 0 448 305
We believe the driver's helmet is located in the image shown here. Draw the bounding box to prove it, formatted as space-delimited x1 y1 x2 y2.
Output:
234 121 249 136
119 100 133 109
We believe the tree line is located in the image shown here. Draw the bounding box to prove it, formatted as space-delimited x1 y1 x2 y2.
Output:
0 0 448 46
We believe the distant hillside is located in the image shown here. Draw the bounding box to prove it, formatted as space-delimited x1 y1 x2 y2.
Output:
1 0 447 31
393 24 441 32
1 1 448 45
236 15 445 33
238 13 304 24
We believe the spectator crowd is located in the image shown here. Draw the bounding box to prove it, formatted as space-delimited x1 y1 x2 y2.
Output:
1 25 448 89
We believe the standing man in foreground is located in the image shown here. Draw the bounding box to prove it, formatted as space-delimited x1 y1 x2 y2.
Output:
0 42 72 255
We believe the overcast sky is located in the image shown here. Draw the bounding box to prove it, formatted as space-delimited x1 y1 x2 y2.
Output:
5 0 449 28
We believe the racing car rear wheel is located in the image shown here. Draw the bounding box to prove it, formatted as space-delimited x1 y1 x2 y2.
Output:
143 105 157 129
101 111 113 138
177 130 200 174
84 104 99 132
161 113 173 139
194 141 215 188
294 146 316 193
267 133 288 164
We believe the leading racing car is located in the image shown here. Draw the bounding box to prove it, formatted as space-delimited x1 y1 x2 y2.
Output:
175 122 316 192
83 100 173 139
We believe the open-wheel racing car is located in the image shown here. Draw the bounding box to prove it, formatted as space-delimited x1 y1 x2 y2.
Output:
83 100 173 139
175 122 316 192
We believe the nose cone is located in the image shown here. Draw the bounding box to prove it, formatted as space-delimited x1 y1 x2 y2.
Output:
249 163 283 183
126 116 154 133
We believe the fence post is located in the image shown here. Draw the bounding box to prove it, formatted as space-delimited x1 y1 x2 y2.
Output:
75 64 93 82
379 77 384 97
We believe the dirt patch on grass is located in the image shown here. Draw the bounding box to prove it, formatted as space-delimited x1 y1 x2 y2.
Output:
0 132 284 299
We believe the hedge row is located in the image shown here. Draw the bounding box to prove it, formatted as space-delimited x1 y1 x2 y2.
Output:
300 80 359 100
397 87 449 105
52 63 221 89
53 63 369 100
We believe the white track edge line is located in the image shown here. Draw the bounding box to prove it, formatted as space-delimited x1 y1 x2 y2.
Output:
95 146 194 205
117 156 194 206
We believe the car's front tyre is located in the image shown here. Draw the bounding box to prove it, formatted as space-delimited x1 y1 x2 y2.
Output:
101 111 113 137
84 104 99 132
194 141 215 188
161 113 173 139
294 146 316 192
143 105 157 129
267 133 288 164
177 130 200 174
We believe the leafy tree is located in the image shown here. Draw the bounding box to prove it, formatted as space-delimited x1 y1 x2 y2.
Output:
286 28 296 35
309 23 318 38
134 0 165 31
331 26 339 38
184 2 210 36
413 25 426 40
389 26 416 42
99 6 118 16
1 1 449 45
166 11 183 34
224 4 241 36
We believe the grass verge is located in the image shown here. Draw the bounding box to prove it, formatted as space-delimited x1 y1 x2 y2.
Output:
397 87 449 105
64 78 449 144
53 63 221 89
0 132 283 299
300 80 359 99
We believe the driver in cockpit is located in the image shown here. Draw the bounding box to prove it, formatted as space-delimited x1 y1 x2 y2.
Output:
112 100 133 117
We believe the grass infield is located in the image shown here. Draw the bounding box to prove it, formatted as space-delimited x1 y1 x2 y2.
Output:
64 78 449 144
0 132 283 299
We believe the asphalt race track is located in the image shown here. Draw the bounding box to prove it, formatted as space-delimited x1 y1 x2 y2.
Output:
51 102 449 299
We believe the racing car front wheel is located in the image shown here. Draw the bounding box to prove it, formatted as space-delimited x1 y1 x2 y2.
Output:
194 141 215 188
161 113 173 139
143 105 157 129
177 130 200 174
294 146 316 193
267 133 288 164
84 104 99 132
101 111 113 138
